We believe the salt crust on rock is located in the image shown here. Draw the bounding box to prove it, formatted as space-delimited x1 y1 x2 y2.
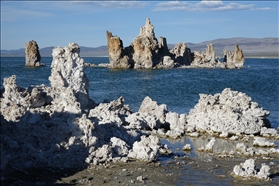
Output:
233 159 270 180
187 88 270 135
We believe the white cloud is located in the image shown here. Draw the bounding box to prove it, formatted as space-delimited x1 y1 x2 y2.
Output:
153 0 272 12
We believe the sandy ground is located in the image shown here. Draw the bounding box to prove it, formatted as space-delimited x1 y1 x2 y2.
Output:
2 153 279 186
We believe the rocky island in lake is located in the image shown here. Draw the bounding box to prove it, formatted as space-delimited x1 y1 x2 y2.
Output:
106 18 245 69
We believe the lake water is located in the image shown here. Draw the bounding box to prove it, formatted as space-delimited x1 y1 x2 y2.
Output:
1 57 278 129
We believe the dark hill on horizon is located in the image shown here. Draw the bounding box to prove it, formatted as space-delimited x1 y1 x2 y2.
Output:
1 37 278 57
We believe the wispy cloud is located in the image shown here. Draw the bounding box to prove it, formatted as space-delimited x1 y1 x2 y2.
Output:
255 7 276 11
153 0 273 12
92 0 150 9
1 1 150 22
1 3 53 22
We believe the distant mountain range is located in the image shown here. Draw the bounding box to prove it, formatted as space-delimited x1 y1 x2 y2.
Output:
1 37 278 57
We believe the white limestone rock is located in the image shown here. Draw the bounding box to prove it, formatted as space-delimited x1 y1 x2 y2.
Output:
233 159 270 180
165 112 187 138
125 112 161 130
128 135 160 162
49 42 94 110
253 137 277 147
260 127 279 138
138 96 167 124
187 88 270 135
89 96 132 125
182 144 191 151
110 137 129 156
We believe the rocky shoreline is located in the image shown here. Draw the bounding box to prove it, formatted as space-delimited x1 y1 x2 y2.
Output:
1 42 279 183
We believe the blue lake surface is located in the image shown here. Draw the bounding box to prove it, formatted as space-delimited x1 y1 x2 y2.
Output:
1 57 279 129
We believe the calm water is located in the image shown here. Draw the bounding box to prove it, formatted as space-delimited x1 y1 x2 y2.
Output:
1 57 279 128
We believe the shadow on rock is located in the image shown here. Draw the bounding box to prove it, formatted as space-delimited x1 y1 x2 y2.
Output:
1 110 91 185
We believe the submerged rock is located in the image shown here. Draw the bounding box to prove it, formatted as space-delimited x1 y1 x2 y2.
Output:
187 88 270 135
25 40 43 67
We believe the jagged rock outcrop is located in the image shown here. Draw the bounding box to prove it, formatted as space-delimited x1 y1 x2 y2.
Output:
106 31 131 68
191 44 225 68
131 18 160 69
224 44 245 68
25 40 42 67
187 88 270 135
169 43 192 66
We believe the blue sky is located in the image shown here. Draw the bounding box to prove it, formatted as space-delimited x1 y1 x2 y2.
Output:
1 1 278 50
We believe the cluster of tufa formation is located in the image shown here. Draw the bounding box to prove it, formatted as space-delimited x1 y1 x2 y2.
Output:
106 18 175 69
106 18 245 69
25 40 43 67
1 43 277 174
1 43 171 171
